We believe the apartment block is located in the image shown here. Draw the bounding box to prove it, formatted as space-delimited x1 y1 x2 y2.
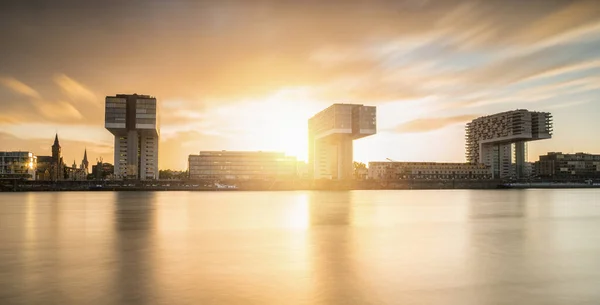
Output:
0 151 37 180
368 162 491 180
308 104 376 180
105 94 159 180
466 109 552 179
535 152 600 180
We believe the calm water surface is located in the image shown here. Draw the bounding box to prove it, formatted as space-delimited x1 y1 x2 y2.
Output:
1 190 600 305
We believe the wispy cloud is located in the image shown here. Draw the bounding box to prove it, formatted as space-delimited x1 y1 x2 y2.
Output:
0 77 41 99
32 100 83 120
53 74 96 103
545 100 591 110
391 115 480 134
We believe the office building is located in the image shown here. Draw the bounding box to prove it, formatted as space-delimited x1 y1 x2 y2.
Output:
368 162 491 180
308 104 376 180
535 152 600 180
105 94 159 180
188 151 297 180
466 109 552 179
0 151 37 180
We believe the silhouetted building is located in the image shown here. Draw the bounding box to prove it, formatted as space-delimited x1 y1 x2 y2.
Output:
535 152 600 180
92 162 114 180
50 134 65 181
308 104 376 180
188 151 297 180
105 94 159 180
66 159 87 181
36 156 52 180
81 148 89 175
0 151 37 180
466 109 552 179
368 162 492 180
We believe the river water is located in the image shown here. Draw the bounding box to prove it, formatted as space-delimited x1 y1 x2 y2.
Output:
1 190 600 305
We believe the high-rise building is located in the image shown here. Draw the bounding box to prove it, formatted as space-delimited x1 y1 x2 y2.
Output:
188 151 297 180
466 109 552 179
105 94 159 180
0 151 37 180
308 104 376 180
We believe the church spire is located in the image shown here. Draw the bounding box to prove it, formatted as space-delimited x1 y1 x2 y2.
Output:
53 133 60 148
83 148 88 163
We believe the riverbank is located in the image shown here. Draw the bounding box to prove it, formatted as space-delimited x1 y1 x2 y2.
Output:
2 179 600 192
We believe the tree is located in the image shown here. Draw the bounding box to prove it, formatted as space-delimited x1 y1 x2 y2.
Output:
353 162 367 180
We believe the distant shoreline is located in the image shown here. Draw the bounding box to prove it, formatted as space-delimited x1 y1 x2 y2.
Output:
2 179 600 192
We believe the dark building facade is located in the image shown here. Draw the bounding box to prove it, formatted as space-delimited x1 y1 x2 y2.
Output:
535 152 600 180
92 162 115 180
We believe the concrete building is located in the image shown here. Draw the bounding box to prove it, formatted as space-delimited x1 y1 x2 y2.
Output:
308 104 376 180
535 152 600 180
188 151 297 180
466 109 552 179
105 94 159 180
0 152 37 180
368 162 491 180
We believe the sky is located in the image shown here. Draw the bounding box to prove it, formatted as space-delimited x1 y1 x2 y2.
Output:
0 0 599 170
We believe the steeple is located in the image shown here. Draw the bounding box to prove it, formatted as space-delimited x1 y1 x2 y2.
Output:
83 148 88 164
53 133 60 148
81 148 89 173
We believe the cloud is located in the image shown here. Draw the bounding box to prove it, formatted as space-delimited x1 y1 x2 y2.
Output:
392 114 480 134
0 131 112 166
160 130 231 169
545 100 591 110
32 100 83 120
0 0 600 166
53 74 97 104
513 1 600 46
0 77 41 98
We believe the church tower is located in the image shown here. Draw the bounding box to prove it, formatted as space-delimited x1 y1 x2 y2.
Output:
51 134 64 181
81 148 89 174
52 134 61 161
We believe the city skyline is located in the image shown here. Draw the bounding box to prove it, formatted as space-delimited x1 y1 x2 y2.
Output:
1 1 600 170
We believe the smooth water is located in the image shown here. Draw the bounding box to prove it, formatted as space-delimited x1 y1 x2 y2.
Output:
1 190 600 305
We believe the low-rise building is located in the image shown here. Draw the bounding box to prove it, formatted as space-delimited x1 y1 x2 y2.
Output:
92 162 115 180
0 151 37 180
189 151 297 180
535 152 600 179
368 162 492 180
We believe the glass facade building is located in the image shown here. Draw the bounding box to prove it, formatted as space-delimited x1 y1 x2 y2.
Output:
0 151 37 180
188 151 297 180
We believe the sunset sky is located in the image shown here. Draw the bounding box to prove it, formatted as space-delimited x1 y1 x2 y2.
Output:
1 0 599 170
